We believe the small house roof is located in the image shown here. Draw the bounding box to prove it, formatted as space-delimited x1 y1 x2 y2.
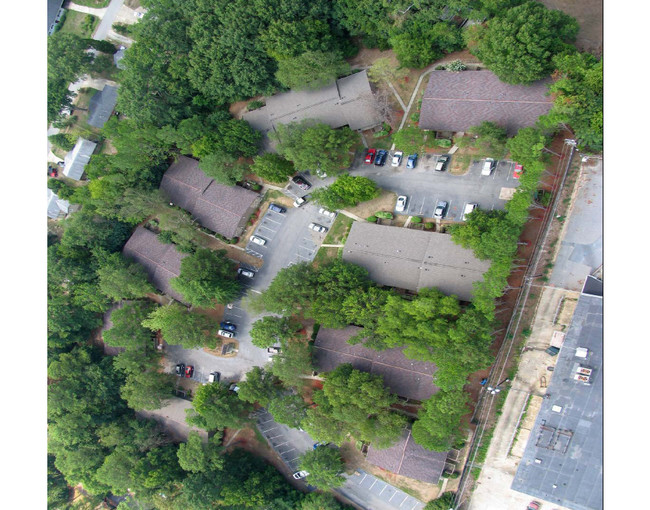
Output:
88 85 119 128
63 138 97 180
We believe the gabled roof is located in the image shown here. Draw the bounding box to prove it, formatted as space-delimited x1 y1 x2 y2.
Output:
160 156 260 239
122 226 187 303
47 189 70 219
342 222 490 301
63 138 97 180
88 85 119 128
242 70 382 135
313 325 438 401
113 47 126 70
419 70 553 135
366 428 448 483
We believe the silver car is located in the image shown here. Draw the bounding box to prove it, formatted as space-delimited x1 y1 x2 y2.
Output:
434 201 448 219
250 235 267 246
309 222 328 233
318 207 336 219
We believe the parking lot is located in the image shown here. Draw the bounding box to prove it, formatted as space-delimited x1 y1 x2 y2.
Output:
354 151 519 221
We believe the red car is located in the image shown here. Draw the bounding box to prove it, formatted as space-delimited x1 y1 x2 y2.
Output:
513 163 524 179
526 502 540 510
365 149 376 164
185 365 194 378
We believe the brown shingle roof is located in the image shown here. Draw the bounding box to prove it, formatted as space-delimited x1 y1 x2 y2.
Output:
419 70 553 135
313 326 438 401
366 428 448 483
160 156 260 239
342 223 490 301
122 226 187 303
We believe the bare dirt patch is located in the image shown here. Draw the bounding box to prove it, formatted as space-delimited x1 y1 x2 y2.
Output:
347 47 395 69
346 189 397 219
229 98 263 119
195 231 263 269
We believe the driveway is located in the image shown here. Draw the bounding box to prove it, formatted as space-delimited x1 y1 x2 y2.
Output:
354 151 519 221
92 0 125 40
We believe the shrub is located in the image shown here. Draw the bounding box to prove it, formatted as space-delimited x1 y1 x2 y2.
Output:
366 215 377 223
424 222 434 229
247 100 265 111
374 122 392 137
112 23 131 36
49 133 77 151
84 38 117 54
158 231 175 244
410 216 422 224
411 112 420 122
375 211 393 220
436 138 452 148
53 10 67 33
446 59 467 72
435 64 446 70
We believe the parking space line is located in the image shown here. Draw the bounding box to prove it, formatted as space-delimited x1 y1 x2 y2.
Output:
389 492 397 502
264 216 282 225
409 500 419 510
359 474 367 484
399 495 409 506
369 480 377 490
379 484 387 496
280 448 295 455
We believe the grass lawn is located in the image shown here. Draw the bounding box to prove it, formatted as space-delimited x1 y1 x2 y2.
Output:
313 214 354 266
71 0 110 7
74 87 99 110
59 10 99 38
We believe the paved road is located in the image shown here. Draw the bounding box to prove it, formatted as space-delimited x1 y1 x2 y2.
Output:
549 158 602 291
93 0 125 40
353 151 519 221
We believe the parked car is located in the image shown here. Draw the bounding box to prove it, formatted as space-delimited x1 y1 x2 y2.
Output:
48 165 58 177
267 346 281 354
309 222 328 233
374 149 388 166
229 383 240 392
406 154 418 169
175 363 185 376
185 365 194 378
395 195 407 213
391 151 403 167
268 203 286 213
482 158 496 176
220 321 236 332
526 502 540 510
435 155 450 171
292 175 312 190
313 442 329 449
292 471 309 480
250 235 267 246
364 148 376 164
208 372 220 383
315 168 327 179
238 267 255 278
462 203 478 221
218 329 235 338
293 197 306 208
318 207 336 219
434 201 448 219
513 163 524 179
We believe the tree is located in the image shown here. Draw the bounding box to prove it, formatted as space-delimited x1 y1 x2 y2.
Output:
298 447 346 489
198 152 247 186
269 339 314 388
250 153 296 184
276 50 350 90
216 119 262 158
367 57 408 85
424 492 456 510
250 316 300 348
236 367 278 406
170 248 241 308
142 304 217 349
469 1 579 84
256 262 318 316
388 126 426 156
467 121 508 156
48 454 70 509
311 175 380 210
102 300 157 349
131 444 184 494
332 0 392 49
121 370 174 411
96 251 156 301
389 20 463 68
267 393 308 429
49 133 77 151
506 126 549 166
261 18 340 60
177 432 224 473
186 382 253 431
58 210 132 259
95 447 140 495
300 492 349 510
412 389 470 450
273 121 358 176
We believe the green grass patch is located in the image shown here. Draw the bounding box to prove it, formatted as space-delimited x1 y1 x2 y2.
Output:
69 0 110 7
313 247 339 266
370 135 393 150
322 214 354 245
74 88 100 110
59 10 99 38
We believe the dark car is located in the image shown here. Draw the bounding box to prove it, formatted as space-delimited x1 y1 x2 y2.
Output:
175 363 185 376
364 148 376 164
292 175 312 190
220 321 237 332
268 203 286 213
374 149 388 166
185 365 194 378
406 154 418 169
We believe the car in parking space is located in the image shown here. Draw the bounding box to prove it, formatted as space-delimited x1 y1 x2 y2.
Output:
513 163 524 179
229 383 240 392
406 154 418 169
175 363 185 376
395 195 407 213
250 235 267 246
435 155 450 171
434 200 448 219
318 207 336 219
238 267 255 278
462 203 478 221
526 502 540 510
185 365 194 378
268 203 286 213
308 222 328 233
293 196 306 207
267 346 281 354
208 372 220 383
364 148 376 164
374 149 388 166
391 151 403 167
220 321 236 332
292 471 309 480
482 158 496 176
292 175 312 190
218 329 235 338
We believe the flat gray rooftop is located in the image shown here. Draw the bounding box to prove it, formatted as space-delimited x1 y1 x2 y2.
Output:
511 288 603 509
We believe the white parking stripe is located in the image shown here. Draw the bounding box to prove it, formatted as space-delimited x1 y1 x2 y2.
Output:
360 474 367 484
399 495 409 506
369 480 377 490
264 217 282 225
389 492 397 502
379 484 387 495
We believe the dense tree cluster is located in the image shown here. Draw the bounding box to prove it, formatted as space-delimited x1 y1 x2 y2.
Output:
298 447 346 489
311 175 380 210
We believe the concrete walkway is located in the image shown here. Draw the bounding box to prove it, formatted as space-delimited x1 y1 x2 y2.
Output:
66 2 108 17
386 80 407 111
68 76 118 93
339 210 363 222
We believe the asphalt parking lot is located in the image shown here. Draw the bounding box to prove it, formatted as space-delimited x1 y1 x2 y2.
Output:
354 150 519 221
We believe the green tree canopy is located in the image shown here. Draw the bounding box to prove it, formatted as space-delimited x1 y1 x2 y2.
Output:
298 447 346 489
177 432 224 473
506 126 549 166
187 381 253 431
96 251 156 302
311 174 380 210
250 153 296 184
412 389 470 451
250 316 300 348
236 366 278 406
276 50 350 90
389 19 463 68
268 393 308 429
255 262 318 316
120 370 174 411
269 339 314 388
142 304 217 349
198 152 247 186
102 301 157 349
300 492 350 510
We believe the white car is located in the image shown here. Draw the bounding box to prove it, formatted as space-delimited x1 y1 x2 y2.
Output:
250 235 267 246
481 158 496 176
218 329 235 338
396 195 407 212
208 372 220 383
292 471 309 480
309 223 328 233
434 201 448 219
462 203 478 221
319 207 336 219
238 268 255 278
391 151 403 167
293 197 306 207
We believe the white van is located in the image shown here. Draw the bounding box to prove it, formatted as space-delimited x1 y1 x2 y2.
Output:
482 158 496 176
462 203 478 221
